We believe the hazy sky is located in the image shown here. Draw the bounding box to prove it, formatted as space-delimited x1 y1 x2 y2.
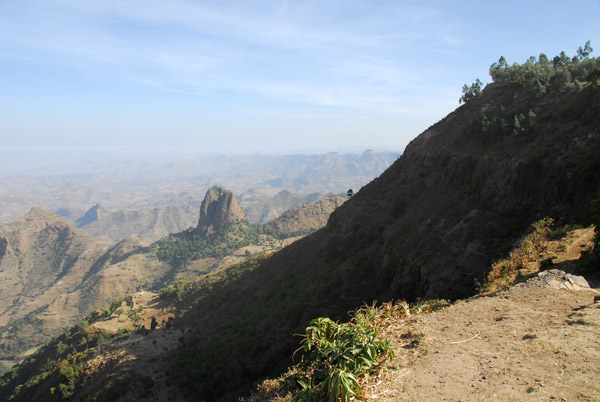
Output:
1 0 599 160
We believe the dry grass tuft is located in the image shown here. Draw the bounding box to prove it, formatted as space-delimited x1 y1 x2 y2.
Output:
481 217 554 292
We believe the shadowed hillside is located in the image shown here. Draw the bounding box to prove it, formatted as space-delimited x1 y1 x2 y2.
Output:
165 56 600 400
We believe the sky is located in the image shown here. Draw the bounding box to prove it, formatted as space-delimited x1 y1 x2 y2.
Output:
1 0 599 168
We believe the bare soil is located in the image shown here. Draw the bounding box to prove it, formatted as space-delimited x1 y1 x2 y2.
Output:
365 228 599 402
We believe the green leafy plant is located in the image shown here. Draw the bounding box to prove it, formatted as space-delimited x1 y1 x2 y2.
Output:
459 79 483 104
282 307 394 402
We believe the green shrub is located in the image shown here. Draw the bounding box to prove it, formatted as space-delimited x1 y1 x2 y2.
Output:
459 79 483 104
282 308 394 402
488 42 598 94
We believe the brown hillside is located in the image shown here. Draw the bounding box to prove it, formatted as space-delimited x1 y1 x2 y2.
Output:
0 208 172 366
264 195 346 235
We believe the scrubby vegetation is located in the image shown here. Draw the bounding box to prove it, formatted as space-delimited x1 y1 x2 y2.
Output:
249 300 450 401
481 217 554 292
0 305 52 360
281 306 395 402
463 41 598 102
463 42 599 144
489 41 597 94
154 222 263 268
0 318 124 401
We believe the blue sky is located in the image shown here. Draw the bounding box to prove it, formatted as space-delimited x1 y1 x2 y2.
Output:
1 0 599 162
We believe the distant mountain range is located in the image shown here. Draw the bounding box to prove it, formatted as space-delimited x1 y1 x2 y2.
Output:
0 150 398 228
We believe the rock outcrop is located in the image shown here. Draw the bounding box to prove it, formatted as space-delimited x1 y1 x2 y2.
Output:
195 186 248 236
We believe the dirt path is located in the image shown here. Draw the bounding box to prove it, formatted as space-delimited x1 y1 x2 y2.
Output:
366 228 600 402
367 286 599 401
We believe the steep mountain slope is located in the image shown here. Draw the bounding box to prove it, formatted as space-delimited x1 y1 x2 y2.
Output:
164 79 600 399
0 208 112 361
247 227 599 402
73 204 197 242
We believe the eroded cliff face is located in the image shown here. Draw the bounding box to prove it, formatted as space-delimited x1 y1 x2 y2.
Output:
195 186 248 236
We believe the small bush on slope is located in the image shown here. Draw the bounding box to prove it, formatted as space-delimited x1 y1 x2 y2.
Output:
481 217 554 292
281 304 396 402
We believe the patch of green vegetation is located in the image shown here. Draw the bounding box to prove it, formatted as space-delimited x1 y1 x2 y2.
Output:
489 41 598 94
281 313 393 402
160 281 186 301
153 222 263 268
459 78 483 104
470 106 537 142
0 317 124 401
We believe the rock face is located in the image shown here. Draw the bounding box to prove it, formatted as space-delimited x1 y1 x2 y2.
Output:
196 186 248 236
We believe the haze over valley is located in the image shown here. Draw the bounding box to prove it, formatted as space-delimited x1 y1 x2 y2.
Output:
0 150 397 241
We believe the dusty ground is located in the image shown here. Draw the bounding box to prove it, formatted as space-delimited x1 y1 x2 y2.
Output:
365 228 599 402
366 286 599 401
